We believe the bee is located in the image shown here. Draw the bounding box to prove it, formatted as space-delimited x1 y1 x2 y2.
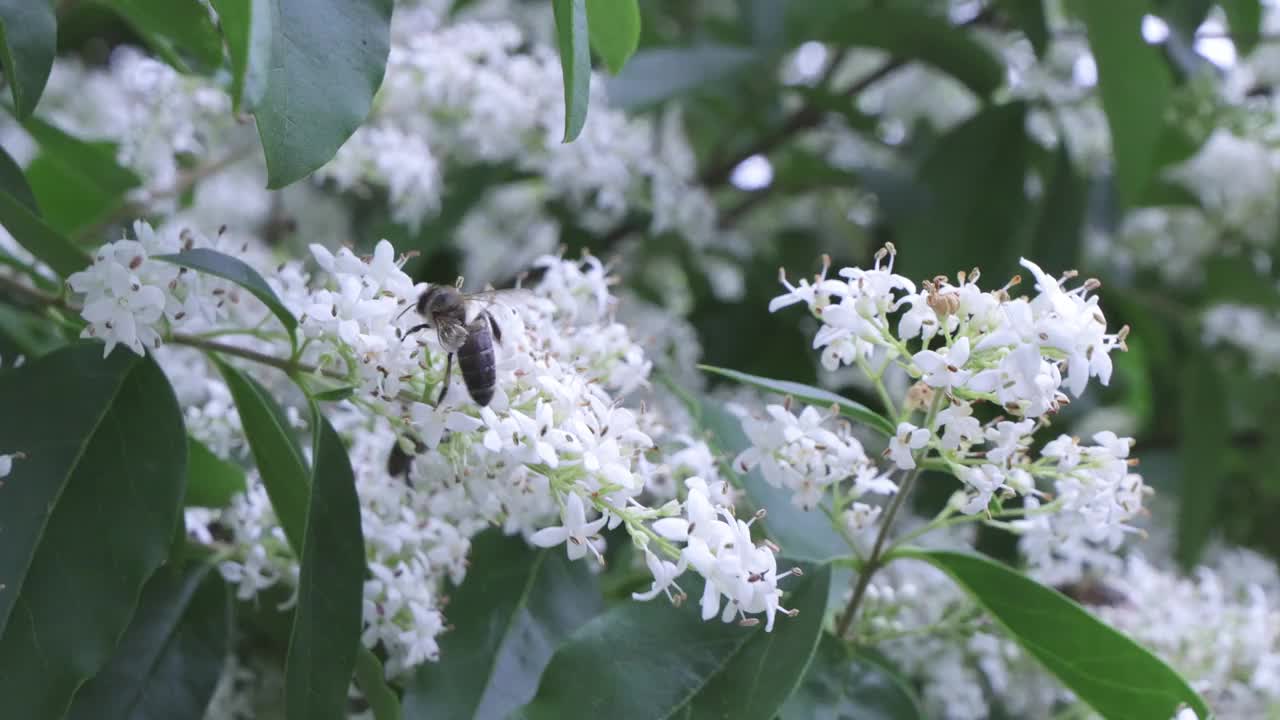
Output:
400 281 527 407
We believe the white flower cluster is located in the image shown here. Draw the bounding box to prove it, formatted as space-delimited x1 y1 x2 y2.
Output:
769 247 1145 581
1202 302 1280 375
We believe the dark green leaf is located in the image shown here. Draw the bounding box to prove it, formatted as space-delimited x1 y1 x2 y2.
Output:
285 401 365 720
405 530 603 719
781 637 926 719
209 0 272 111
700 364 895 437
805 7 1004 96
214 359 309 550
66 564 232 720
313 385 357 402
186 435 247 508
894 102 1031 284
355 648 402 720
1203 255 1280 308
1079 0 1174 208
605 45 758 109
553 0 591 142
254 0 392 188
157 248 298 342
1224 0 1263 55
0 347 187 719
898 549 1210 719
1028 143 1088 274
997 0 1048 57
0 0 56 118
586 0 640 74
1138 178 1202 208
23 116 142 237
1176 352 1228 568
98 0 224 72
519 562 830 720
0 144 90 277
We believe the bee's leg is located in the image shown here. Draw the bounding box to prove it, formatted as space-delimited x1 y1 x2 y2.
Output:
402 322 432 340
484 310 502 344
437 352 454 405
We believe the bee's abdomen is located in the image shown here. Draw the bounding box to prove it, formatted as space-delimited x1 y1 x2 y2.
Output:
457 327 496 406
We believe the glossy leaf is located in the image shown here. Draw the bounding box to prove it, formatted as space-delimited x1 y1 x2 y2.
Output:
1224 0 1263 55
209 0 272 111
894 102 1031 284
185 435 247 508
0 144 90 277
157 248 298 342
0 348 187 719
586 0 640 74
699 364 894 437
405 530 603 719
781 637 926 719
898 549 1210 719
0 0 56 118
519 562 830 720
553 0 591 142
254 0 393 188
214 359 309 550
1176 352 1229 568
606 45 758 109
1079 0 1174 208
100 0 224 72
285 401 365 720
23 116 141 237
66 564 231 720
355 648 402 720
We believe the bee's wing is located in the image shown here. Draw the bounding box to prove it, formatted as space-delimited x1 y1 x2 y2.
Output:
461 287 539 308
436 319 471 351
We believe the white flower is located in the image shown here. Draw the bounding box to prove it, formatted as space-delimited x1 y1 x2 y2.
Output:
913 336 972 389
0 452 17 478
530 492 608 562
889 423 930 469
632 549 687 603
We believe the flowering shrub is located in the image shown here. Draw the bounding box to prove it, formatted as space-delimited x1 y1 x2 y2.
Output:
1 1 1278 720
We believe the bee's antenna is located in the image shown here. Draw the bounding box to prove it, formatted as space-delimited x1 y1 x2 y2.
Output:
395 301 416 322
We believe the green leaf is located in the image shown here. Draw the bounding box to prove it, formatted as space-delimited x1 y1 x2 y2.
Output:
254 0 392 188
66 564 232 720
312 385 357 402
0 144 90 277
97 0 225 72
699 364 895 437
186 435 247 508
1078 0 1174 208
996 0 1048 57
781 637 926 719
1224 0 1263 55
606 45 758 109
0 0 56 118
208 0 272 111
1027 143 1088 274
586 0 639 74
214 359 309 551
285 401 365 720
156 248 298 343
897 549 1210 719
1175 352 1229 568
553 0 591 142
405 530 603 719
23 116 142 238
355 647 402 720
519 562 830 720
894 101 1031 284
0 346 187 719
805 7 1005 96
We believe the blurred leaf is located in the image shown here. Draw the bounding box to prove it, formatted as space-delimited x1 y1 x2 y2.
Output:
553 0 591 141
586 0 640 74
97 0 224 72
1176 352 1229 568
781 637 925 719
312 385 357 402
804 7 1004 96
1224 0 1263 55
895 102 1031 283
214 359 310 551
156 248 298 344
739 0 787 49
254 0 392 188
1079 0 1174 208
355 648 402 720
22 115 141 237
0 144 90 277
606 45 758 109
1028 143 1087 274
898 549 1210 719
0 347 186 719
209 0 272 111
1138 178 1202 208
0 0 56 118
405 530 603 719
66 564 231 720
700 364 895 437
518 563 830 720
997 0 1048 57
185 435 247 508
285 401 365 720
1203 254 1279 308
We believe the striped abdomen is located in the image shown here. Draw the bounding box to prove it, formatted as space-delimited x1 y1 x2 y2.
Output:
457 321 496 406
